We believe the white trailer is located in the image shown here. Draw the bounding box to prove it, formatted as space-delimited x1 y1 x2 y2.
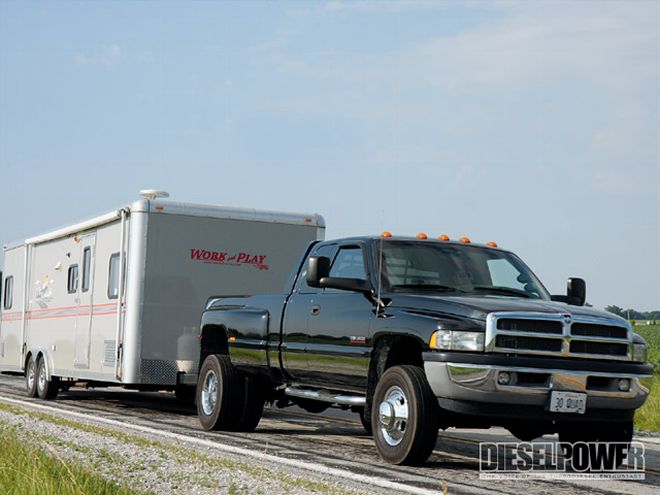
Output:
0 192 324 400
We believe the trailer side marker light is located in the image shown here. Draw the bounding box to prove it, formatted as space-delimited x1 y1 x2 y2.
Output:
417 233 428 239
381 231 392 238
487 241 498 248
155 205 165 211
228 336 237 342
304 217 312 223
438 235 450 241
458 237 471 244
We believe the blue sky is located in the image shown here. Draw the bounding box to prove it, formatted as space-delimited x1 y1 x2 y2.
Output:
0 1 658 310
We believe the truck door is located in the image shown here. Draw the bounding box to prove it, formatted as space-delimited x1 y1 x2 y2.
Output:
281 243 337 382
304 243 373 390
74 234 96 368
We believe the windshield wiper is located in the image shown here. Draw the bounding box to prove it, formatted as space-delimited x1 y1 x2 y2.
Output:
390 284 464 293
471 286 533 298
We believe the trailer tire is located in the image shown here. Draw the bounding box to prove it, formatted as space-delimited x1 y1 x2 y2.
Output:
196 354 244 431
36 357 59 400
371 365 438 465
235 375 265 432
25 355 38 398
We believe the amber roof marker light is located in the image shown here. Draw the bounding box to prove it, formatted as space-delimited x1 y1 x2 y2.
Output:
416 233 428 239
381 231 392 238
487 241 498 248
458 237 471 244
438 234 450 241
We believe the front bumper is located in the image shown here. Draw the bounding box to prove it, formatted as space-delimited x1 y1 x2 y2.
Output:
423 352 652 414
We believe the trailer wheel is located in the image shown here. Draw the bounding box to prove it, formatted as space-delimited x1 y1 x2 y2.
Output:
235 375 265 432
25 355 38 398
36 357 59 400
371 365 438 465
196 354 245 430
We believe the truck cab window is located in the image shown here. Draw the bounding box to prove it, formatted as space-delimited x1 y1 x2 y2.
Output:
82 247 91 292
330 247 366 280
3 276 13 309
108 253 120 299
67 265 79 294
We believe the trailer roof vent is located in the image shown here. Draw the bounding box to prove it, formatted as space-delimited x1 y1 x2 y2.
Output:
139 189 170 200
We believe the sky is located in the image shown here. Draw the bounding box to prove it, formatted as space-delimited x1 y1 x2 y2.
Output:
0 0 658 311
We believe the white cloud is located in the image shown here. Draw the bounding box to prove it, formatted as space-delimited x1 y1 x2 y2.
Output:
75 43 122 67
263 2 657 91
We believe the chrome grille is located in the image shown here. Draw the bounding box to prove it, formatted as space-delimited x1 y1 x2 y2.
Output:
496 318 563 334
486 312 631 361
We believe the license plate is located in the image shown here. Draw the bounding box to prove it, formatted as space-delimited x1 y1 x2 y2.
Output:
548 391 586 414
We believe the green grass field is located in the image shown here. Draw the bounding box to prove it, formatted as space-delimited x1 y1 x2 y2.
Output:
0 424 149 495
633 324 659 432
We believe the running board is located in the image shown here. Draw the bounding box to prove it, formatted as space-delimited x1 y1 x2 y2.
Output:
284 387 366 407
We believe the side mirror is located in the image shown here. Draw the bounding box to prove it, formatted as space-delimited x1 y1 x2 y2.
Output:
567 277 586 306
551 277 586 306
306 256 331 288
319 276 370 293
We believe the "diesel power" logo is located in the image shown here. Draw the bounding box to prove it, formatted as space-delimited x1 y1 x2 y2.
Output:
190 248 269 270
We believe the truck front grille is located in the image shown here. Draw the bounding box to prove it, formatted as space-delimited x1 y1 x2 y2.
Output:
486 312 631 361
495 335 563 352
569 340 628 356
496 318 563 334
571 323 628 339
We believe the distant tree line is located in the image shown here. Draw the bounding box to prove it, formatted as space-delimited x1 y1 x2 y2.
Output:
605 305 660 321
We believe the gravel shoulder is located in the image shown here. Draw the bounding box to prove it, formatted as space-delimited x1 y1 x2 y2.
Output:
0 402 376 495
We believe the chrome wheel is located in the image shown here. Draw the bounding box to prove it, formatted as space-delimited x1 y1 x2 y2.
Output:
378 385 409 446
201 370 218 416
26 361 36 391
38 361 47 394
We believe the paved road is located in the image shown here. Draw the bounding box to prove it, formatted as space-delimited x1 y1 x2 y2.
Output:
0 373 657 494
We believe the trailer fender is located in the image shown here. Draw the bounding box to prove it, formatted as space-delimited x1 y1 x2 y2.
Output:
28 347 55 380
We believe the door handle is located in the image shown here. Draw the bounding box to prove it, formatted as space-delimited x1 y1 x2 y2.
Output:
310 304 321 316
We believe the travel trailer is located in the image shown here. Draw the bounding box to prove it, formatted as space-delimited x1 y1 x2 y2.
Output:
0 191 325 399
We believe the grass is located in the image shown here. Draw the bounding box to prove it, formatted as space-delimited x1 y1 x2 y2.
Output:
0 402 355 495
633 324 660 432
0 424 150 495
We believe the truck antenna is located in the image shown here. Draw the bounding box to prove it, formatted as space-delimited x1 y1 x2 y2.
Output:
375 210 385 314
376 235 384 314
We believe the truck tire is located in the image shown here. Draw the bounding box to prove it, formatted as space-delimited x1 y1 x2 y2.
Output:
25 355 38 398
359 408 372 435
235 375 265 432
559 421 633 470
196 354 245 431
36 357 59 400
371 365 438 465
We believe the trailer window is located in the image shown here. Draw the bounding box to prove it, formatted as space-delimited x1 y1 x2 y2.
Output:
67 265 79 294
108 253 120 299
82 247 91 292
3 276 13 309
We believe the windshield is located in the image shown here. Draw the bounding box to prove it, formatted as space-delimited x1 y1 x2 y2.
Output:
376 241 550 300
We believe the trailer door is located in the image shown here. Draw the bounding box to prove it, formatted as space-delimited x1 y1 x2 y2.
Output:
74 234 96 368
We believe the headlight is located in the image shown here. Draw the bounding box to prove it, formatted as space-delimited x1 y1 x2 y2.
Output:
430 330 484 352
632 342 648 363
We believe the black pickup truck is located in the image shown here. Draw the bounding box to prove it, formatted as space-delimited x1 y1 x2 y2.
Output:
194 235 651 465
